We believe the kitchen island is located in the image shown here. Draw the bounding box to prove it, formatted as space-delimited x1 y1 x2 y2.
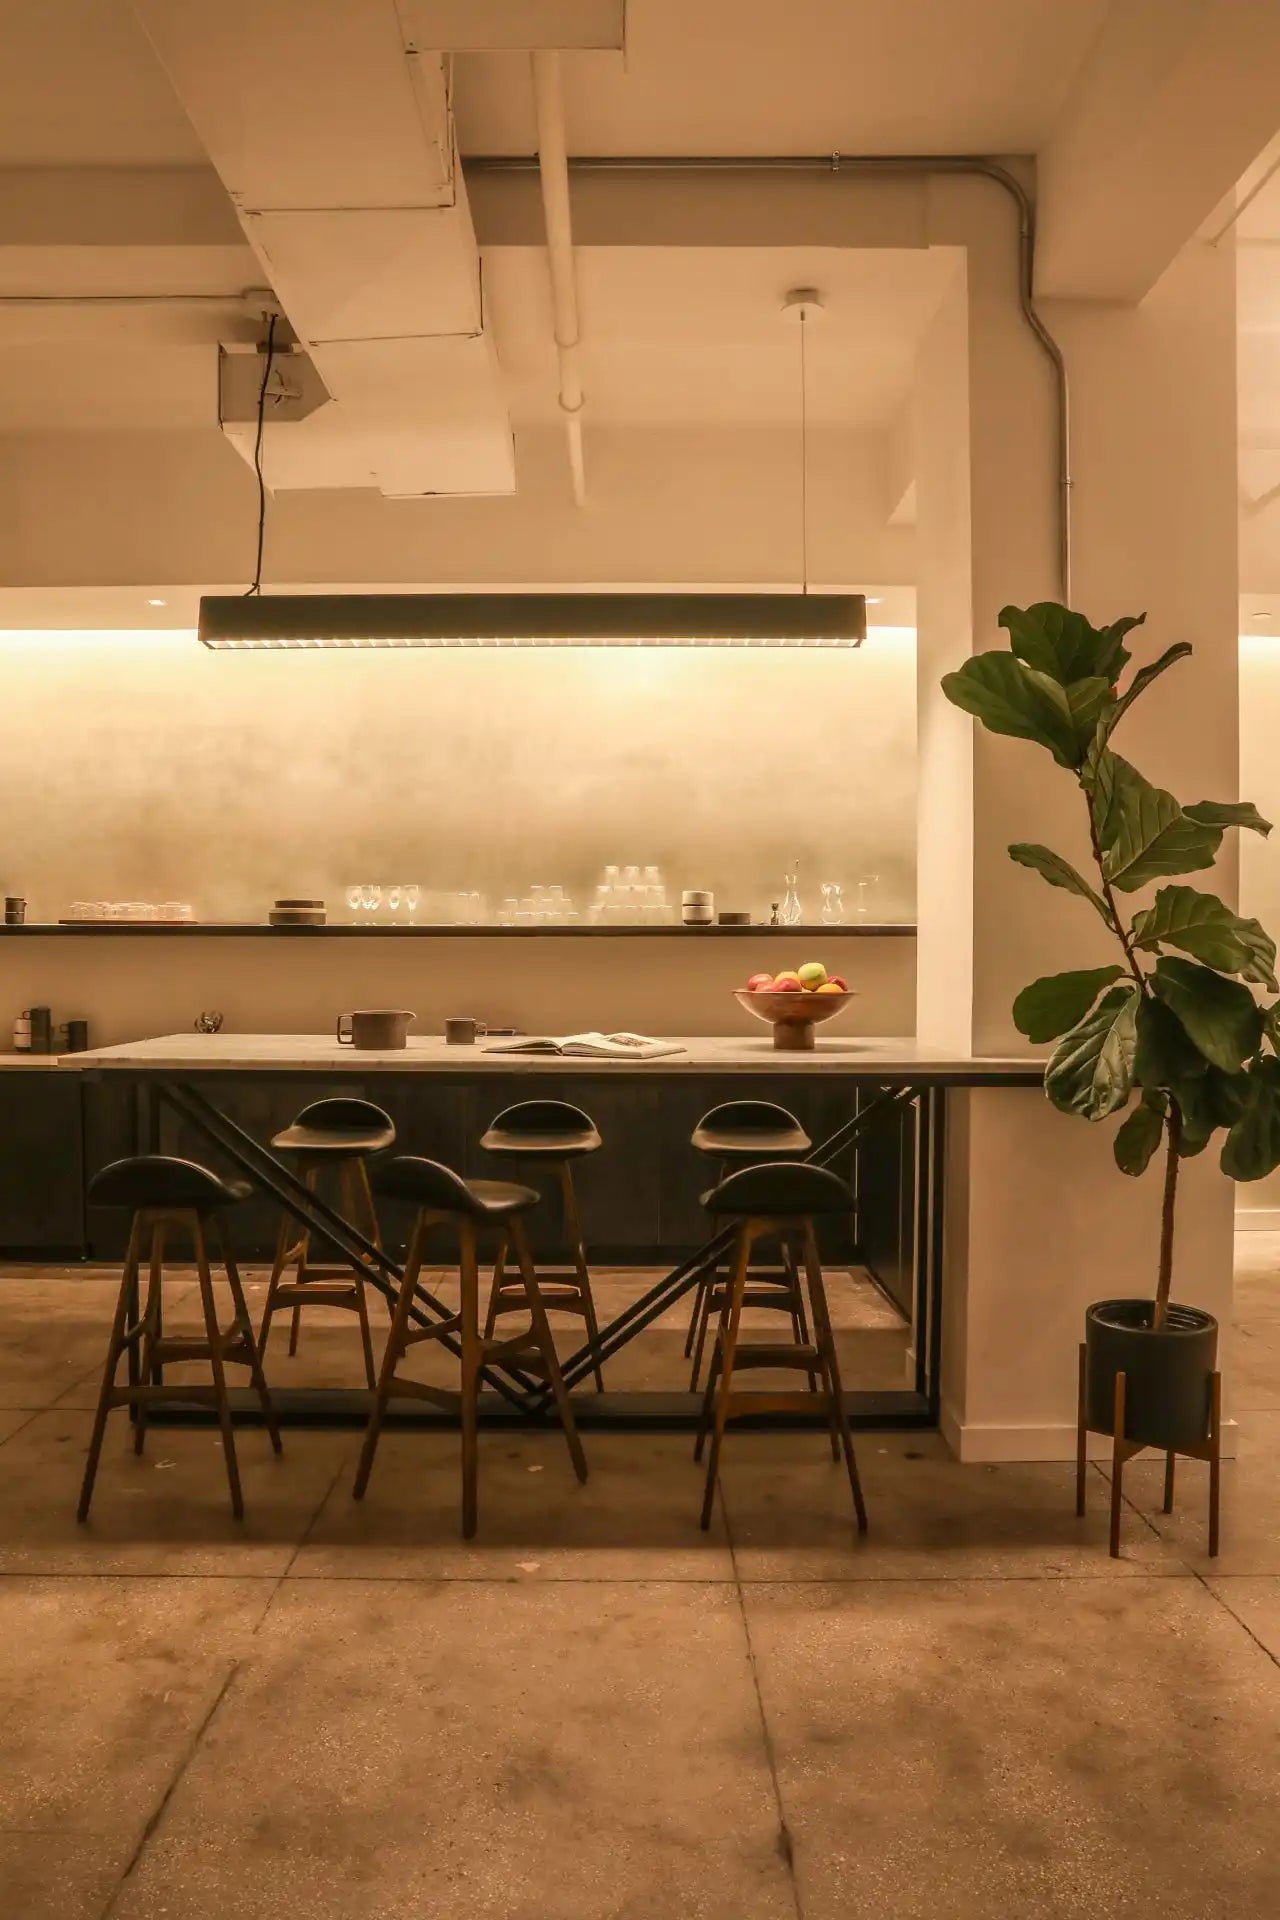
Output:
55 1031 1042 1435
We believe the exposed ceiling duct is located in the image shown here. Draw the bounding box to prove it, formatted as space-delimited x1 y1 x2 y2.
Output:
130 1 525 497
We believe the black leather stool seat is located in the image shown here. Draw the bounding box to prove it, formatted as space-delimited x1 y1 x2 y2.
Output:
373 1155 539 1219
703 1161 853 1218
88 1155 250 1213
480 1100 602 1160
271 1097 396 1156
691 1100 811 1161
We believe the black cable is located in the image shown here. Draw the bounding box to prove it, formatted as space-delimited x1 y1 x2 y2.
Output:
244 310 278 596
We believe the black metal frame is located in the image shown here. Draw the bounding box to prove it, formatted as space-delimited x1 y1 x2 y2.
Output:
108 1071 949 1433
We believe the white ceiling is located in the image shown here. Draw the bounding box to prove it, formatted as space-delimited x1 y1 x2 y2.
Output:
0 0 1108 168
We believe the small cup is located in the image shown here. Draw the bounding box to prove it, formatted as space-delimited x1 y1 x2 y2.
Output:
444 1016 482 1046
58 1019 89 1053
3 897 25 926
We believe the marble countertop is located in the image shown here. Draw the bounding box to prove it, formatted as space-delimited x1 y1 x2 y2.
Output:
60 1032 1045 1084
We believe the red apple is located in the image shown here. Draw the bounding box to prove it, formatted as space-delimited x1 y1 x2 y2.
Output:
771 971 803 992
828 975 848 992
746 972 774 992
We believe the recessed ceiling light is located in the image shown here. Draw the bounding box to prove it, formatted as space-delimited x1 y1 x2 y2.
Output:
147 597 167 608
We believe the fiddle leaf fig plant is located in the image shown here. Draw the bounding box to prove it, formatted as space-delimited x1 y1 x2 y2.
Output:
943 603 1280 1329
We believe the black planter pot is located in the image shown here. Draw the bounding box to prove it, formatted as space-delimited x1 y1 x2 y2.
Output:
1085 1299 1218 1452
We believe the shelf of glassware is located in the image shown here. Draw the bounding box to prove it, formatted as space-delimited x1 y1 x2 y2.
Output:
0 922 916 939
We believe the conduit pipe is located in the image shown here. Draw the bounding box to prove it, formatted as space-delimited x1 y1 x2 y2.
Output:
467 152 1072 598
531 52 588 505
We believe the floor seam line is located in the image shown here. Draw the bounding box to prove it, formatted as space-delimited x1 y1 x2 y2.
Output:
98 1658 242 1919
256 1449 354 1624
724 1480 806 1920
1192 1566 1280 1671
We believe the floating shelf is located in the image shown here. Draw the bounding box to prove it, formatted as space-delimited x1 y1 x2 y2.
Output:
0 922 916 940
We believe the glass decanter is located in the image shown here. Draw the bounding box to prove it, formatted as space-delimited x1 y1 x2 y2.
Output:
779 863 803 926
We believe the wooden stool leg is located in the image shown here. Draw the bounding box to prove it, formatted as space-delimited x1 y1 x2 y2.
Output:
357 1160 395 1324
288 1169 319 1356
1109 1370 1126 1559
257 1205 293 1358
1209 1370 1222 1558
134 1222 165 1456
688 1259 717 1393
353 1214 426 1499
783 1232 825 1418
214 1218 282 1454
510 1215 587 1484
683 1266 708 1359
458 1221 482 1539
193 1215 243 1520
700 1224 752 1529
77 1216 143 1523
339 1162 378 1391
483 1236 508 1342
560 1163 604 1392
1076 1342 1088 1517
803 1222 867 1534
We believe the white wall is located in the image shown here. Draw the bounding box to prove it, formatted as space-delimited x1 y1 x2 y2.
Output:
0 626 917 926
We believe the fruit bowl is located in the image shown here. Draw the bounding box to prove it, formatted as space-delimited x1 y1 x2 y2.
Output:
733 988 857 1051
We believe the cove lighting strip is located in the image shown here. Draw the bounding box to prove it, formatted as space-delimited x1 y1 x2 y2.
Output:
198 592 867 649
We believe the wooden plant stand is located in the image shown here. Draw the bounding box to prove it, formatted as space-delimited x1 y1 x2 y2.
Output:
1075 1345 1222 1559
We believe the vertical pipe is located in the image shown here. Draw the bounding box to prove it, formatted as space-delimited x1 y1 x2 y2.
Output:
531 51 587 504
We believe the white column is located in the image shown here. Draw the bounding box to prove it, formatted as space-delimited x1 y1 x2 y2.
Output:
916 179 1240 1458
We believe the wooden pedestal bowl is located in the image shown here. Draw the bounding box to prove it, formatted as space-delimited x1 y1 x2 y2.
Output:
733 988 856 1051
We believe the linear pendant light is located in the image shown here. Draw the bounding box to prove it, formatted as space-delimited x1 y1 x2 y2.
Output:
197 591 867 649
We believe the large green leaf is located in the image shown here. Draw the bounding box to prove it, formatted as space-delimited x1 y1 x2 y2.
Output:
1044 984 1140 1119
1012 966 1126 1044
1099 643 1193 743
1150 957 1265 1071
1130 885 1278 988
1089 750 1223 892
1113 1093 1167 1176
1183 800 1273 838
1007 842 1114 927
1221 1058 1280 1181
1176 1068 1250 1158
1133 996 1208 1091
941 653 1082 767
999 603 1143 686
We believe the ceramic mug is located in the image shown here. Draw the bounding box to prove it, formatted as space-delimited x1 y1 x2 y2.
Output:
336 1009 416 1050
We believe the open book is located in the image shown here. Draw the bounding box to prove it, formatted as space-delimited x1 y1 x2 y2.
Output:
483 1031 686 1060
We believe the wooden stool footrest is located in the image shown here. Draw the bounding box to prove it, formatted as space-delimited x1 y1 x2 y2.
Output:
714 1340 821 1371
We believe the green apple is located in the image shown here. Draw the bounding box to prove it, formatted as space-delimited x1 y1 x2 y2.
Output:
796 961 827 991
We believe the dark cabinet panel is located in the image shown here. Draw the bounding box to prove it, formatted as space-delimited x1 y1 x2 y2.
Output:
0 1073 84 1253
856 1089 916 1317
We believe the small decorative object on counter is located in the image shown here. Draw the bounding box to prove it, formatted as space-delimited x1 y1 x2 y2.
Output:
58 1019 89 1052
734 960 854 1051
682 890 714 926
194 1010 224 1034
11 1011 31 1052
336 1009 416 1049
269 898 326 926
3 896 25 925
717 910 751 925
444 1016 484 1045
821 881 844 925
27 1006 53 1053
769 902 781 926
779 861 803 925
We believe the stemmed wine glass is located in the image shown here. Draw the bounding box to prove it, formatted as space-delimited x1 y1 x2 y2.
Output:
360 883 381 923
405 884 420 925
345 884 362 925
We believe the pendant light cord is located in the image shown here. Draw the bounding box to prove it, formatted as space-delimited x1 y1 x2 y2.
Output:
244 311 278 597
799 306 808 596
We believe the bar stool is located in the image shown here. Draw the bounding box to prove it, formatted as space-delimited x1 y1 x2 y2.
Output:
352 1155 588 1537
78 1154 282 1522
694 1161 866 1536
258 1097 396 1388
685 1100 814 1391
479 1100 606 1392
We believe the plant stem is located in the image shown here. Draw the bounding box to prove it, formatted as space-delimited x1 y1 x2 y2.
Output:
1153 1100 1182 1332
1084 791 1149 992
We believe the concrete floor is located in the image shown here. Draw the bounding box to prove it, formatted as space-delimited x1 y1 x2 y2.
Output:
0 1246 1279 1918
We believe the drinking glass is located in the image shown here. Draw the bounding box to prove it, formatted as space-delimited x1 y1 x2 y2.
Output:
386 884 402 920
345 885 362 923
404 884 420 925
856 874 880 921
360 884 381 921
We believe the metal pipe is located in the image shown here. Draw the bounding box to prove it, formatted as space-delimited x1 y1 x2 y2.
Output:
530 53 588 505
466 151 1072 599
